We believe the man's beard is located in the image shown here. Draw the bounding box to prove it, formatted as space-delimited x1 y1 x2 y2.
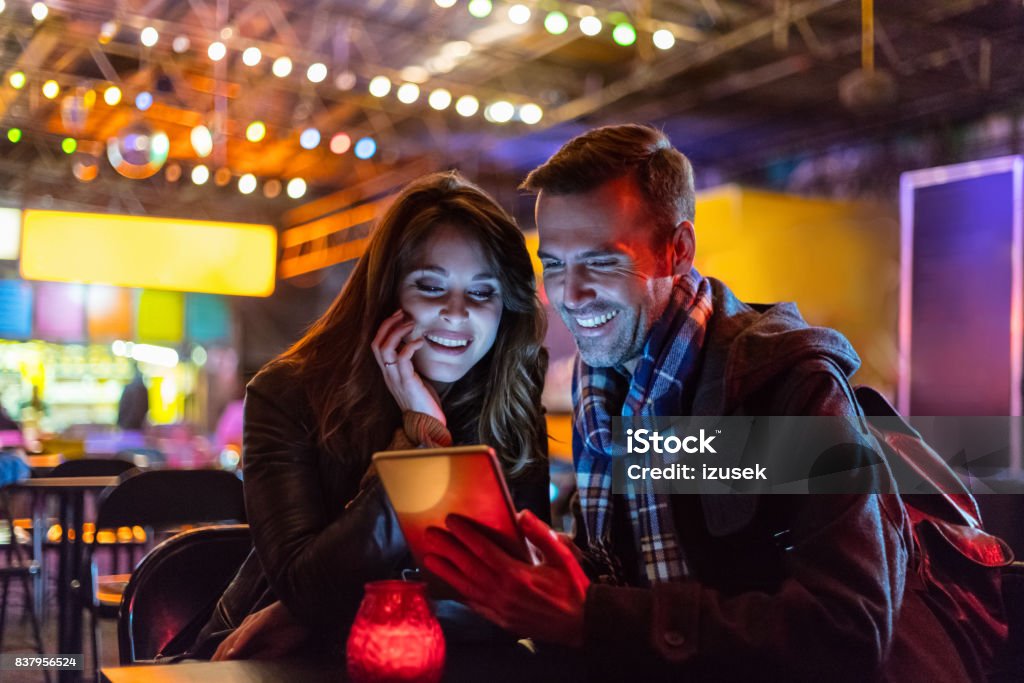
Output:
561 305 648 368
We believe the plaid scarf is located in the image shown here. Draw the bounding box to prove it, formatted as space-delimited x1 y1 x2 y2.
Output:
573 269 713 585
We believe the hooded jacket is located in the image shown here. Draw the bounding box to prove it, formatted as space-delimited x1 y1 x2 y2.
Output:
577 277 978 682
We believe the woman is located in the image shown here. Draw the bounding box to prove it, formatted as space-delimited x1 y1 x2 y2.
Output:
178 171 549 660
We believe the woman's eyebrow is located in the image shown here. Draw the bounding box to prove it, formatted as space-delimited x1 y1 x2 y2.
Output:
412 265 498 282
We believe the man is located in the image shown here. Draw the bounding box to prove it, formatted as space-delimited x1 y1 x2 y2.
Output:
424 124 987 681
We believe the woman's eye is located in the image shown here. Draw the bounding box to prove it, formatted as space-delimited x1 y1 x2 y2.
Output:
415 283 444 295
468 289 497 301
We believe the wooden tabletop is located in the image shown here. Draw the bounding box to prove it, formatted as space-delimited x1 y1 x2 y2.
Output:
101 660 345 683
16 476 120 490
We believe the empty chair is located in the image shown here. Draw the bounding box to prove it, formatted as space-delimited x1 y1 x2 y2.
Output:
83 469 246 672
117 525 252 664
47 458 138 479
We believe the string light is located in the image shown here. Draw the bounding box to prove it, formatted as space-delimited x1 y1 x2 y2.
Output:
434 0 456 7
214 167 232 186
7 128 21 143
172 35 190 53
519 103 543 124
368 76 391 97
354 137 377 159
191 164 210 184
428 88 452 110
263 178 282 198
335 71 357 90
455 95 479 117
467 0 492 18
485 100 515 123
103 86 122 105
191 125 213 157
508 4 530 24
165 162 181 182
41 80 60 99
135 91 153 111
329 133 351 154
299 128 321 149
545 11 569 34
238 173 257 195
245 120 266 143
272 56 292 77
612 22 637 46
242 46 262 66
652 29 675 50
286 177 307 199
579 16 602 36
396 83 420 104
99 21 118 44
307 62 328 83
207 41 227 61
140 26 159 47
8 72 25 89
61 137 76 154
31 2 47 22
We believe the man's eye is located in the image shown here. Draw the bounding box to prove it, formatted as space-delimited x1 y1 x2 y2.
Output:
541 261 563 271
587 259 617 268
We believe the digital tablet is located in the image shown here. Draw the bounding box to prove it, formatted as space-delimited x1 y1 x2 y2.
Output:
372 445 532 589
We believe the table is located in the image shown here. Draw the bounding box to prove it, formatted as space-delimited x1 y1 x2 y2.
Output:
16 476 120 683
101 660 345 683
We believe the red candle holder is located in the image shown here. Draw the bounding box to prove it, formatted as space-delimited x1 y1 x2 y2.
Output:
346 580 446 683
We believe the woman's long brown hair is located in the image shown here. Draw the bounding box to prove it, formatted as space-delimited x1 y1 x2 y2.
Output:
273 171 547 477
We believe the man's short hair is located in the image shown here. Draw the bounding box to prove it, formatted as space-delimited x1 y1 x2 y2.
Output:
519 124 695 239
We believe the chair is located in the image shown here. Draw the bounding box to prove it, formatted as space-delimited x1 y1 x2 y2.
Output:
117 524 252 664
83 469 246 673
989 561 1024 682
48 458 138 479
0 479 46 675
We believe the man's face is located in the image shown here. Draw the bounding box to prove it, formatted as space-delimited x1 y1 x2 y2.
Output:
536 177 681 369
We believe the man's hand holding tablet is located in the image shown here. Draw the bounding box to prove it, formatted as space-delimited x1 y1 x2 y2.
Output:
373 445 589 646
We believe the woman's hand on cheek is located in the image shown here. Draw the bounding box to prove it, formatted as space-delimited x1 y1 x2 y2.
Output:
371 310 446 425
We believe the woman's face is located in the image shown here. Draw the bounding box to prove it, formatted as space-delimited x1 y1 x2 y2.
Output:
399 225 503 387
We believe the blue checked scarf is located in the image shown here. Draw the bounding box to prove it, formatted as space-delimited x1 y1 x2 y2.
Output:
573 269 713 585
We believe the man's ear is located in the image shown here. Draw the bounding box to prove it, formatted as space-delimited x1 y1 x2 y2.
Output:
671 220 696 273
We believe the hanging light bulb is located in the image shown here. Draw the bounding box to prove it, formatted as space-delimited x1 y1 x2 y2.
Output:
652 29 675 50
190 124 213 157
8 72 25 89
428 88 452 110
172 35 190 53
579 16 602 36
238 173 257 194
307 62 328 83
396 83 420 104
299 128 321 149
31 2 47 22
246 120 267 143
103 86 122 106
286 177 307 199
135 91 153 111
242 46 262 66
140 26 159 47
207 41 227 61
519 103 543 124
329 133 351 154
41 80 60 99
507 4 530 24
354 137 377 159
191 164 210 184
368 76 391 97
272 56 293 77
455 95 479 117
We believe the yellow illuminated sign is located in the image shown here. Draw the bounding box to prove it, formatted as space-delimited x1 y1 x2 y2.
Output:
20 211 276 297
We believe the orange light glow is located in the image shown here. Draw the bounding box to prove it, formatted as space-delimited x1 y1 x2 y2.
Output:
21 210 276 297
